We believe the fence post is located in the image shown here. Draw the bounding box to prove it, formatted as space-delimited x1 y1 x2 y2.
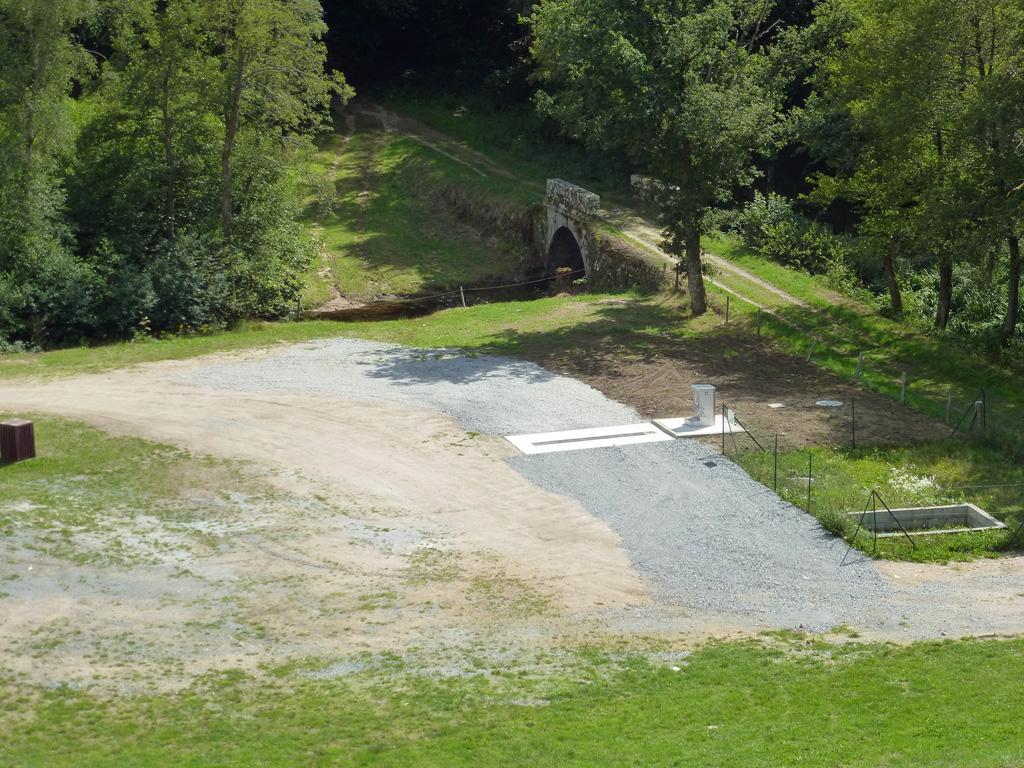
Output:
721 403 726 455
946 387 952 425
899 372 907 404
856 352 863 378
851 397 856 449
725 295 730 325
460 286 467 308
807 452 813 514
756 309 762 337
773 434 778 492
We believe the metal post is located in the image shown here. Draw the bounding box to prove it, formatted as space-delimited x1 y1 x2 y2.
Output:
981 389 988 432
872 491 878 553
806 337 818 364
725 295 730 325
460 286 467 308
721 403 726 455
856 352 863 378
807 452 813 514
756 309 762 337
851 397 856 449
773 434 778 492
899 372 907 404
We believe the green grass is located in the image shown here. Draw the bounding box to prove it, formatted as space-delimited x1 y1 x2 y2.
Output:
301 112 535 303
3 638 1024 766
0 415 253 566
384 92 626 198
0 293 675 381
735 441 1024 563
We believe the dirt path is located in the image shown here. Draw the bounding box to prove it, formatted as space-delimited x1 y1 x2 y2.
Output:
604 206 809 309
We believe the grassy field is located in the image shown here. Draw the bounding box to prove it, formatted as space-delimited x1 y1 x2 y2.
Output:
0 415 256 567
735 442 1024 563
0 292 693 381
300 110 535 304
3 637 1023 767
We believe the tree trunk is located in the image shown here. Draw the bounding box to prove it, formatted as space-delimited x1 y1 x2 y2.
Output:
685 221 707 317
161 66 176 242
883 245 903 314
935 254 953 330
220 53 245 242
1002 233 1021 343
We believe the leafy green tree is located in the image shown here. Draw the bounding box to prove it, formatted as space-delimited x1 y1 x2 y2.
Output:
0 0 353 346
0 0 98 344
530 0 789 315
205 0 351 242
808 0 1024 337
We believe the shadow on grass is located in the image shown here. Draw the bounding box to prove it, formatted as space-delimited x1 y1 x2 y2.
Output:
306 113 537 302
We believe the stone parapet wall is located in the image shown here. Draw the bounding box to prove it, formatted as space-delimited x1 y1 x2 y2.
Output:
545 179 600 217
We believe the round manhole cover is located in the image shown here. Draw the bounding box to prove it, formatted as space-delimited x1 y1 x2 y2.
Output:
816 399 844 408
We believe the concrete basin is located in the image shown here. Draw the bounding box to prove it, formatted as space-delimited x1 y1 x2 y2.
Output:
848 503 1006 538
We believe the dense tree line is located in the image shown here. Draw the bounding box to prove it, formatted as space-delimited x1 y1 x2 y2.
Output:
3 0 1021 354
0 0 349 348
529 0 1024 350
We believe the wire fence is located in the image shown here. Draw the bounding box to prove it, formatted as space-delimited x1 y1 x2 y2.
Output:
306 268 588 315
714 288 1024 461
716 397 1024 558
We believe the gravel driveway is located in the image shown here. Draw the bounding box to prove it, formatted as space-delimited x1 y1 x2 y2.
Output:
185 338 1016 636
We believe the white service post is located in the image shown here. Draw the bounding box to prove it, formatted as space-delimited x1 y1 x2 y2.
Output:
692 384 716 427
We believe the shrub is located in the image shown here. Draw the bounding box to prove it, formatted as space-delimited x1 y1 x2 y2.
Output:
733 192 849 274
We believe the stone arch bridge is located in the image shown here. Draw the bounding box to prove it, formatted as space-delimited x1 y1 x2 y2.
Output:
538 178 600 280
532 179 663 291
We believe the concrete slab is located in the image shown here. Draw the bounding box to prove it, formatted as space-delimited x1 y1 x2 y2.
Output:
506 423 674 455
848 503 1006 537
652 414 746 439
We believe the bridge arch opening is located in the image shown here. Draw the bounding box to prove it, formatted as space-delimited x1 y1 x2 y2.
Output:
547 226 586 277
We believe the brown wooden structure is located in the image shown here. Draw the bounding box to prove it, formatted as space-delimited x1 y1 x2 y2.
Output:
0 419 36 463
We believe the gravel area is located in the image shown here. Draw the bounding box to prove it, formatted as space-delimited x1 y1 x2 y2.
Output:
183 339 1009 636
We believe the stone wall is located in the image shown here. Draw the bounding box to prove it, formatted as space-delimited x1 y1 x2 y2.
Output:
590 231 668 293
545 179 600 216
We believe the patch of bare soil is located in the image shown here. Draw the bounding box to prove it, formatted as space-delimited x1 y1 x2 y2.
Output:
531 326 946 452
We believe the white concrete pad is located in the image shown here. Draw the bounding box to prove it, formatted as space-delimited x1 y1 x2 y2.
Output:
506 423 674 455
652 414 746 438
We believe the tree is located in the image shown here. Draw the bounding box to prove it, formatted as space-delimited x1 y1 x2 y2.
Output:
0 0 98 344
0 0 354 347
205 0 351 242
530 0 789 315
808 0 1024 336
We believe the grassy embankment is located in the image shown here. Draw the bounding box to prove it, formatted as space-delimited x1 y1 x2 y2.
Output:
2 635 1023 767
698 235 1024 561
703 233 1022 435
299 109 537 307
